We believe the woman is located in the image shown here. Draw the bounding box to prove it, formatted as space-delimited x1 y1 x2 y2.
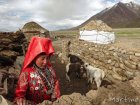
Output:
15 37 60 105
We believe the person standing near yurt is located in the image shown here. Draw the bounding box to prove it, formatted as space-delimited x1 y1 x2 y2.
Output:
14 36 60 105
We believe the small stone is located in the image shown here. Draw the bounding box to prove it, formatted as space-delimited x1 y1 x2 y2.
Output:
135 53 140 57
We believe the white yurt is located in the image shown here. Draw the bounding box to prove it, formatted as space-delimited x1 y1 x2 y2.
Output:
79 20 115 44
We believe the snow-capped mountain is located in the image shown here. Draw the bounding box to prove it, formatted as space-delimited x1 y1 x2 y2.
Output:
76 2 140 28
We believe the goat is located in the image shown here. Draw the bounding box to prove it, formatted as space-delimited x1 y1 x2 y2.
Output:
65 62 83 82
68 54 84 65
84 63 105 89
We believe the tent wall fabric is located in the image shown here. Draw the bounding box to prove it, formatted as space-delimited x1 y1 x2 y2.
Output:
79 30 115 44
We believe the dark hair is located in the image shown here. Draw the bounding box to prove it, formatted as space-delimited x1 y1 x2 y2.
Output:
32 52 48 65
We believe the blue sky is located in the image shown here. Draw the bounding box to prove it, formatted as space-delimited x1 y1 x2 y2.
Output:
0 0 139 31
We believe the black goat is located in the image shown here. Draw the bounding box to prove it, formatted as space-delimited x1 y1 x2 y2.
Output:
68 54 84 65
65 62 83 82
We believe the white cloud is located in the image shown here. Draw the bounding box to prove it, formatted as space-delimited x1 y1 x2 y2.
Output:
0 0 139 31
121 0 135 3
116 0 140 3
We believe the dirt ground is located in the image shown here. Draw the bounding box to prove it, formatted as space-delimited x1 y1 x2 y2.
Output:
51 54 91 96
112 37 140 52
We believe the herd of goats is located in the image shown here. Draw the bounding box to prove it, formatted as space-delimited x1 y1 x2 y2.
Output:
65 54 105 89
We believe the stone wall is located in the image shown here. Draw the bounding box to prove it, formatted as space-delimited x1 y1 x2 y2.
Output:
0 31 25 97
0 31 26 66
61 39 140 83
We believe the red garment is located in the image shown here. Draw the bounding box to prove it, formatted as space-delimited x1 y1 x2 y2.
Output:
15 65 60 104
15 37 60 104
22 37 54 70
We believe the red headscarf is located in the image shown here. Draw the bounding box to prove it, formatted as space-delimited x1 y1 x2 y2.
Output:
22 36 54 70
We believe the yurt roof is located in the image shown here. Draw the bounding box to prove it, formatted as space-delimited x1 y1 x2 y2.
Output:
79 20 112 32
22 21 49 33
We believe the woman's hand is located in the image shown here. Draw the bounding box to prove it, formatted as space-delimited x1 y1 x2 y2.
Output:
51 98 57 102
16 98 26 105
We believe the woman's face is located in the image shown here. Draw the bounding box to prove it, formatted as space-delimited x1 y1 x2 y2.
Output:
35 54 49 69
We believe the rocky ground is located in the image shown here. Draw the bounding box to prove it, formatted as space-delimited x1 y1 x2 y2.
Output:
53 36 140 52
112 37 140 52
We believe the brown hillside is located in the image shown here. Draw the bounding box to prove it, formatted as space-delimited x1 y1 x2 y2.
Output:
83 2 139 28
69 2 140 30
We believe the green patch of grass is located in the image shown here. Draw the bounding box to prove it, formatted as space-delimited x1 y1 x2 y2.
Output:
113 28 140 37
51 28 140 38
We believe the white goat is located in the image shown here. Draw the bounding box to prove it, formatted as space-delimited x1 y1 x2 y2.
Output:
84 63 105 89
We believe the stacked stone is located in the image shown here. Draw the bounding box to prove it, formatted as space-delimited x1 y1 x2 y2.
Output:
0 31 26 66
60 40 71 63
0 31 25 97
61 40 140 83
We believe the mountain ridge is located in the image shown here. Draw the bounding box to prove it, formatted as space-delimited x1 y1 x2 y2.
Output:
82 2 140 28
67 2 140 30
